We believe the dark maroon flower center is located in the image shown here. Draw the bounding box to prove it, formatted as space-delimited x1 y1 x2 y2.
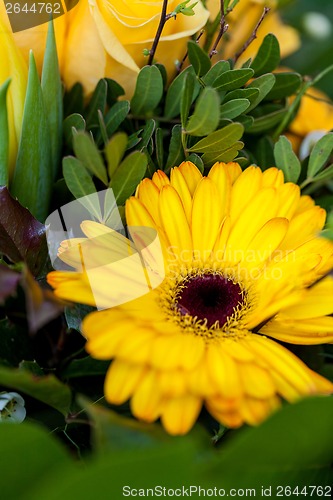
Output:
176 274 243 328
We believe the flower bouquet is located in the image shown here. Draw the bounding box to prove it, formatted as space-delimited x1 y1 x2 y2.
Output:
1 0 333 497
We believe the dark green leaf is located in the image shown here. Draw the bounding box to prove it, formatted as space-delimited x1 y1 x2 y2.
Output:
131 66 163 115
41 20 63 180
247 108 286 134
202 60 230 86
186 87 220 136
63 82 84 117
63 113 86 148
246 73 276 111
103 100 130 140
164 66 200 119
62 357 109 378
110 151 148 205
274 135 301 182
312 164 333 182
187 40 211 77
253 136 275 168
140 119 156 150
236 114 254 130
64 303 95 332
155 128 164 170
266 72 302 100
0 365 71 415
220 98 250 119
155 63 167 88
202 141 244 166
251 34 280 76
213 68 254 91
73 132 108 185
307 133 333 178
188 122 244 153
105 132 128 178
181 71 196 129
165 125 185 172
0 79 10 186
0 187 48 277
11 53 52 221
85 79 107 129
105 78 125 106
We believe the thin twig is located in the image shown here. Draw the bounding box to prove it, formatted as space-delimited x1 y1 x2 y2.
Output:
176 29 205 74
233 7 270 63
209 0 229 58
148 0 169 65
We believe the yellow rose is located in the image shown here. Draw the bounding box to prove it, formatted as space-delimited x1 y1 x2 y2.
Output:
206 0 299 63
5 0 209 97
286 87 333 154
0 11 27 180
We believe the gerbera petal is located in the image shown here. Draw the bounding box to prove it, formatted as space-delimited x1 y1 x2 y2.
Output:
170 167 192 223
131 370 164 422
279 207 326 250
240 396 280 426
229 166 263 223
152 170 170 189
206 343 242 399
151 334 205 370
208 162 231 218
137 178 161 226
177 161 202 196
47 271 96 305
126 196 156 229
275 183 300 219
239 363 276 399
261 316 333 345
104 360 146 405
262 167 284 188
161 395 202 435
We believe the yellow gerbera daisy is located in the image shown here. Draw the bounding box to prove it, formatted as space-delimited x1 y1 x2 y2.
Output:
48 161 333 435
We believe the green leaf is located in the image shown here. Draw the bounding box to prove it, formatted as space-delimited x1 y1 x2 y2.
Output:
62 357 109 379
164 66 200 119
165 125 185 172
73 132 108 185
253 135 275 167
0 423 74 499
181 70 196 129
312 164 333 183
105 78 125 105
105 132 128 178
11 53 52 222
110 151 148 205
186 87 220 136
102 100 130 141
0 79 10 186
203 60 230 86
41 20 63 180
85 79 107 129
246 73 276 112
188 122 244 153
131 65 163 115
62 156 101 219
187 39 211 77
0 365 71 415
220 98 250 119
307 133 333 178
247 108 286 134
223 87 259 105
237 114 254 130
213 68 254 91
63 113 86 148
251 34 280 76
140 119 156 150
266 72 302 100
202 141 244 166
274 135 301 182
155 128 164 169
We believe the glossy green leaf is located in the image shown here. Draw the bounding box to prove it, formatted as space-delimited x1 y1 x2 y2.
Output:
188 122 244 153
274 135 301 182
0 79 10 186
181 70 196 129
186 87 220 136
73 132 108 185
11 53 52 222
63 113 86 148
203 60 230 86
155 128 164 169
223 87 259 105
165 125 185 172
187 40 211 77
202 141 244 166
140 119 156 150
251 34 280 76
85 79 107 129
266 72 302 100
164 66 200 119
105 132 128 178
307 132 333 178
41 20 63 180
213 68 254 91
103 100 130 140
247 108 286 134
220 98 250 119
110 151 147 205
0 365 71 415
131 65 163 115
246 73 276 111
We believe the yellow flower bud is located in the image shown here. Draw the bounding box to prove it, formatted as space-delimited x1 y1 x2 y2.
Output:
0 8 27 180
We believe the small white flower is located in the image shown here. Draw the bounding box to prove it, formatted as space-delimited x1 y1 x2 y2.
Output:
0 392 26 423
299 130 327 161
303 12 332 40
